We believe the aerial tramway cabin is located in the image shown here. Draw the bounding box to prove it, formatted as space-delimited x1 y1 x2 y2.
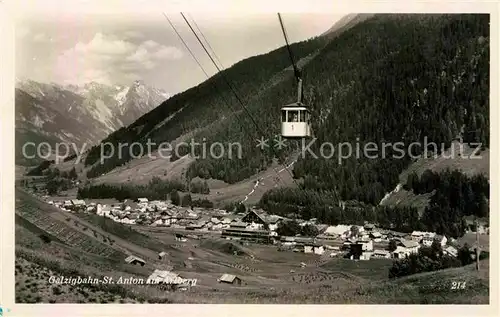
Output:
277 13 313 139
281 103 312 138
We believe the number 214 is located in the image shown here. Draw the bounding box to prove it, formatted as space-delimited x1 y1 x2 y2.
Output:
451 281 466 289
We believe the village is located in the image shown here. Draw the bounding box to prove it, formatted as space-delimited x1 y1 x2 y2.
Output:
42 195 486 264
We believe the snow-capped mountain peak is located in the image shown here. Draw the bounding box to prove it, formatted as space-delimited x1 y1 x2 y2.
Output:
15 79 170 165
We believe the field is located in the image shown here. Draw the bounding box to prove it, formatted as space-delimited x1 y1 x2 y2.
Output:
14 186 490 304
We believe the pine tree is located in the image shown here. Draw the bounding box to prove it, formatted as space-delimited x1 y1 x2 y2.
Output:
170 190 180 206
69 167 78 180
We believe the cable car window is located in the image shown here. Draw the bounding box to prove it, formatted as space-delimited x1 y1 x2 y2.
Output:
299 110 305 122
281 110 287 122
288 110 299 122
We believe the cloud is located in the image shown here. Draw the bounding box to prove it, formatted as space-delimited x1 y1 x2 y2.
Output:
143 40 160 49
123 30 143 39
153 46 183 59
53 32 183 85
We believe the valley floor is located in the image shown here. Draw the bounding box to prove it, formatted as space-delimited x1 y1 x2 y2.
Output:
14 188 490 304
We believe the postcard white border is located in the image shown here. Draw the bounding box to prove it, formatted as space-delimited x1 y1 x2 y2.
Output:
1 1 498 316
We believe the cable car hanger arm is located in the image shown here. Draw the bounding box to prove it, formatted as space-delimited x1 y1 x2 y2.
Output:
278 13 301 81
278 13 303 104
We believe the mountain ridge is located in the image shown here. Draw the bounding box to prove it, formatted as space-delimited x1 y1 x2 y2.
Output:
15 79 170 166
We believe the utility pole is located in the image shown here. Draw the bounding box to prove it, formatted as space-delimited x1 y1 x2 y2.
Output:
475 217 480 271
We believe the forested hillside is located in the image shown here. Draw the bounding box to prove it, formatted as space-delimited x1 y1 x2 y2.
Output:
83 14 489 221
190 14 488 203
259 168 489 238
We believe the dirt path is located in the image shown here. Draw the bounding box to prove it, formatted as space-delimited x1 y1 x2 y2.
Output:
240 160 297 204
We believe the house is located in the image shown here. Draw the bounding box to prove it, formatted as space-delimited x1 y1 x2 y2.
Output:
363 223 375 232
387 231 407 240
392 240 420 258
211 222 223 231
348 242 371 260
211 217 221 225
316 234 338 241
444 245 458 258
342 241 352 251
70 199 86 210
136 198 149 204
313 245 325 255
241 210 267 230
326 246 341 251
280 236 296 246
315 224 328 234
158 251 167 260
411 231 435 243
398 239 420 254
120 215 136 225
324 225 351 237
218 274 242 285
230 221 248 229
360 233 370 240
304 243 324 255
161 215 173 225
392 246 410 259
153 219 164 226
266 216 282 232
96 204 111 217
469 222 487 234
421 233 438 247
410 231 425 242
125 255 146 266
146 269 181 286
369 231 382 239
434 235 447 247
294 237 315 246
372 249 391 259
355 225 365 234
221 217 232 227
464 216 488 234
360 252 372 260
358 239 373 252
221 228 271 244
185 223 204 231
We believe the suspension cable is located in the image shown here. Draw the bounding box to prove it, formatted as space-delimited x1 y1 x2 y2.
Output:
182 13 341 205
174 13 341 206
163 13 284 189
179 12 298 189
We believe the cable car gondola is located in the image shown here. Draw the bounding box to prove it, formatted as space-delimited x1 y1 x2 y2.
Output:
278 13 312 139
281 77 311 138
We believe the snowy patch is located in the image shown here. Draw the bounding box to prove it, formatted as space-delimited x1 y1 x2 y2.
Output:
89 99 117 132
114 86 130 106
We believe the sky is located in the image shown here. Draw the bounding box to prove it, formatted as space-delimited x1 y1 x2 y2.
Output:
13 1 342 95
